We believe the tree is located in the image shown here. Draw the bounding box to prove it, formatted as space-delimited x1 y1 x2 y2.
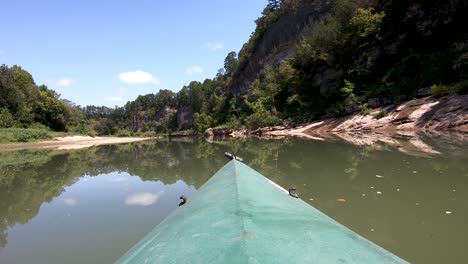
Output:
267 0 281 10
194 113 214 133
250 66 281 115
0 65 40 126
0 108 15 128
348 8 385 40
34 86 68 131
224 51 238 76
154 89 176 110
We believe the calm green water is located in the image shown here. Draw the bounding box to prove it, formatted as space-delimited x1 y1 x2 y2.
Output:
0 138 467 263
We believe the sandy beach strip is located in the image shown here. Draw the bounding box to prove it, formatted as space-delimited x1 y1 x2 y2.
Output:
0 136 154 151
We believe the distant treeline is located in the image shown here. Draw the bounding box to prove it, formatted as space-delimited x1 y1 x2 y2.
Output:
1 0 467 136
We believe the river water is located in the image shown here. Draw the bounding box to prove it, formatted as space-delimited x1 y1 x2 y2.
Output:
0 137 466 263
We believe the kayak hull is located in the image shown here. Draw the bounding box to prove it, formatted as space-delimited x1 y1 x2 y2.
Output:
117 160 407 263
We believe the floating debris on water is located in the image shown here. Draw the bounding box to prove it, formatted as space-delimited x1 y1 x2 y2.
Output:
309 198 314 201
362 193 366 197
337 198 346 203
376 175 384 178
415 203 420 206
445 211 452 215
396 188 401 192
370 228 375 232
370 186 374 189
413 171 418 174
376 191 382 194
452 190 456 192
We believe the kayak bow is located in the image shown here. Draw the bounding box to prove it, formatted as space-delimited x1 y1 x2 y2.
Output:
116 156 407 264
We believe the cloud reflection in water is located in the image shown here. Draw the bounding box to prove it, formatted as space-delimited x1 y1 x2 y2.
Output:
125 192 163 207
63 198 78 206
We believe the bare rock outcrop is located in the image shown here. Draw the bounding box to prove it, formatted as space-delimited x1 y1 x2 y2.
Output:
301 95 468 134
247 94 468 156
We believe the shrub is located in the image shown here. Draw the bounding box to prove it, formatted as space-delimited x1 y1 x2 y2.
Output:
29 123 50 130
116 129 133 137
87 130 97 137
93 118 117 135
244 110 280 129
360 103 370 115
374 110 386 119
453 80 468 94
327 102 345 117
224 115 243 129
349 8 385 39
0 128 52 143
135 131 156 137
341 80 358 106
0 108 16 128
194 113 214 133
430 84 450 97
68 121 91 135
294 17 341 65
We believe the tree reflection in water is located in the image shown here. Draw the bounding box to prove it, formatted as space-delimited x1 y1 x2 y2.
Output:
0 137 467 264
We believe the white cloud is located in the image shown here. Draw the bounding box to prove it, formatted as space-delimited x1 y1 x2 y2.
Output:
125 192 163 207
119 71 160 85
205 42 224 51
56 78 73 87
104 96 124 102
110 176 129 183
185 65 204 75
63 198 78 206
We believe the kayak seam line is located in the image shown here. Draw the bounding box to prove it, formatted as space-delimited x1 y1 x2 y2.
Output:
233 160 250 263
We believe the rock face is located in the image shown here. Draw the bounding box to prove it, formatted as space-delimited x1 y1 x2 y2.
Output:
225 94 467 140
227 94 468 157
229 0 333 95
203 127 234 138
177 107 194 130
228 0 378 96
300 94 468 135
228 0 467 100
128 107 177 132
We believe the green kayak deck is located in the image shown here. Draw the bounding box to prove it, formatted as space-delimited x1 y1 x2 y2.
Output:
117 159 408 263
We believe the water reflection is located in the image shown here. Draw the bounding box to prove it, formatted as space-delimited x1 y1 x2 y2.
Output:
0 141 220 254
125 192 163 207
0 137 467 263
62 198 78 207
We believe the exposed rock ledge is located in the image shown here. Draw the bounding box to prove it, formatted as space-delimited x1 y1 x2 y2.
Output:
223 94 467 137
207 95 468 155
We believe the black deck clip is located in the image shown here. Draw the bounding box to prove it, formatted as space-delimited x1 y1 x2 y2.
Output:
179 196 187 206
224 152 243 162
288 188 299 199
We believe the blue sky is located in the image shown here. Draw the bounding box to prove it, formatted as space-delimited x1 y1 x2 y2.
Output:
0 0 267 106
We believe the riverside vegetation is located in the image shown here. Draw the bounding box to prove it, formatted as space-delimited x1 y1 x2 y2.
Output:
1 0 467 142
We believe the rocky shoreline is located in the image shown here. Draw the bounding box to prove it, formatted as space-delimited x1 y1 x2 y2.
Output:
204 94 468 155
